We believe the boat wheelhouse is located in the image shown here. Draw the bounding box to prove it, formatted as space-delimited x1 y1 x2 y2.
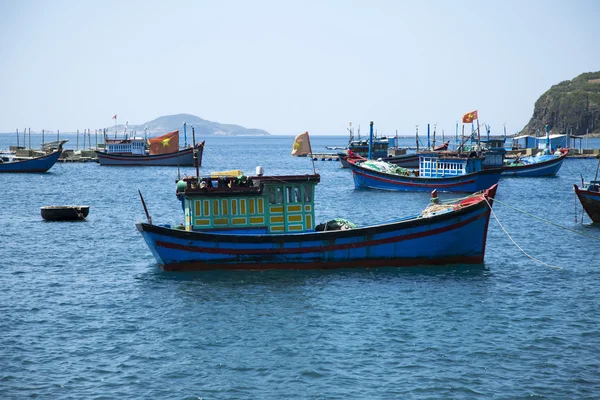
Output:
104 136 147 155
348 152 503 193
177 170 319 234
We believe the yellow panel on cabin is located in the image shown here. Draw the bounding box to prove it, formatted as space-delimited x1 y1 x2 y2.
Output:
214 218 228 225
287 215 302 222
213 200 220 216
304 205 311 212
306 215 312 229
232 199 238 215
249 198 255 214
232 217 247 225
195 219 211 226
270 216 284 224
287 205 302 212
288 225 304 231
221 199 228 215
240 199 246 215
195 201 201 216
250 216 265 224
258 198 264 214
270 206 284 213
270 226 285 232
203 200 210 216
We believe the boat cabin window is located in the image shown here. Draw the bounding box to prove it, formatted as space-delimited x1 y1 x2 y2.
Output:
303 184 312 202
268 187 284 205
287 186 302 203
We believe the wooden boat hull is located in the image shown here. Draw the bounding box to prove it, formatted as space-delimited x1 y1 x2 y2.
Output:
349 161 502 193
574 184 600 223
501 153 566 177
95 143 203 166
136 185 497 271
0 150 62 173
41 206 89 221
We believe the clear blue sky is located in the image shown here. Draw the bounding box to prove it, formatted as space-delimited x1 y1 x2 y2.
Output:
1 0 598 135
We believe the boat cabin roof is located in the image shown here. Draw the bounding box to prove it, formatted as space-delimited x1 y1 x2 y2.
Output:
179 174 321 198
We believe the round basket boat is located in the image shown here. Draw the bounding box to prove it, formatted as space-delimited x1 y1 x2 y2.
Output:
41 205 90 221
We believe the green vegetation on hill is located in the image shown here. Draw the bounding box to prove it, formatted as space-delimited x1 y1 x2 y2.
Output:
521 71 600 136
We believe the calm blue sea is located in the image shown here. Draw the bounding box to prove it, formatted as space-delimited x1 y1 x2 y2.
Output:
1 133 600 399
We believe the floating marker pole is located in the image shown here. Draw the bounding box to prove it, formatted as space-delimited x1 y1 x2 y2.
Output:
28 128 31 151
16 129 19 147
57 129 59 142
368 121 374 160
76 129 79 151
42 129 45 147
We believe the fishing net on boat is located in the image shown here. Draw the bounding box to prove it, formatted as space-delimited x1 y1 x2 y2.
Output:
360 160 411 176
315 218 358 231
419 203 461 218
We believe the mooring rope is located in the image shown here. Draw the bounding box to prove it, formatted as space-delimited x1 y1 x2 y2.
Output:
493 198 600 241
484 198 561 269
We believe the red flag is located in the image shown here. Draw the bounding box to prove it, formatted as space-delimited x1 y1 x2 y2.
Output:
112 114 117 119
149 130 179 155
462 110 478 123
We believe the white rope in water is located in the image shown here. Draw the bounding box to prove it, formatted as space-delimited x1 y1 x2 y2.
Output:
484 198 561 270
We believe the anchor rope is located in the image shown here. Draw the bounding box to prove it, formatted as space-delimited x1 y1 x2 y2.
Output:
493 198 600 241
484 198 561 270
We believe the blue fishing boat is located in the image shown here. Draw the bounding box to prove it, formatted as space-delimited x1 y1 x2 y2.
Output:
96 126 204 166
135 167 498 271
348 153 503 193
0 149 62 173
502 152 566 177
574 158 600 222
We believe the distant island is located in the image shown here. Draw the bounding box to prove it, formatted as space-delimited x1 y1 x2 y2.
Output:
110 113 270 136
520 71 600 137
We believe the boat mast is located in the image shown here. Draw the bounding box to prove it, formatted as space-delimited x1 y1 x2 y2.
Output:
16 128 19 147
183 121 187 147
368 121 374 160
192 126 199 180
432 124 437 149
427 123 430 150
415 125 419 152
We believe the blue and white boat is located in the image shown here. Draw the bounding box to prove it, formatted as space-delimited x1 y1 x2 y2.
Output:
348 153 503 193
501 151 566 177
136 167 498 271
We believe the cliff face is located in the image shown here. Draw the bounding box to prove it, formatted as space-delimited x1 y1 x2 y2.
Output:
521 71 600 136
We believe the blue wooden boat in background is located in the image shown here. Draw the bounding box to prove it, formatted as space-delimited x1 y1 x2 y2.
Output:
136 167 498 271
348 153 503 193
502 152 566 177
0 149 62 173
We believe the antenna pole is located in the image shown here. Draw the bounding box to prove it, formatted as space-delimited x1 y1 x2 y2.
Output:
192 126 199 180
138 190 152 225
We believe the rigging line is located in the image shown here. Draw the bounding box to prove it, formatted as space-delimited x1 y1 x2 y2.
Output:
493 198 600 241
484 198 561 270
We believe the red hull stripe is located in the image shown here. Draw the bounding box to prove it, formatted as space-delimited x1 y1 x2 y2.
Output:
155 209 488 255
162 255 485 271
353 169 476 188
97 148 193 162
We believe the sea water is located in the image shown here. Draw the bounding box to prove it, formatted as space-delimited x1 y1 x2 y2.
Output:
1 133 599 399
